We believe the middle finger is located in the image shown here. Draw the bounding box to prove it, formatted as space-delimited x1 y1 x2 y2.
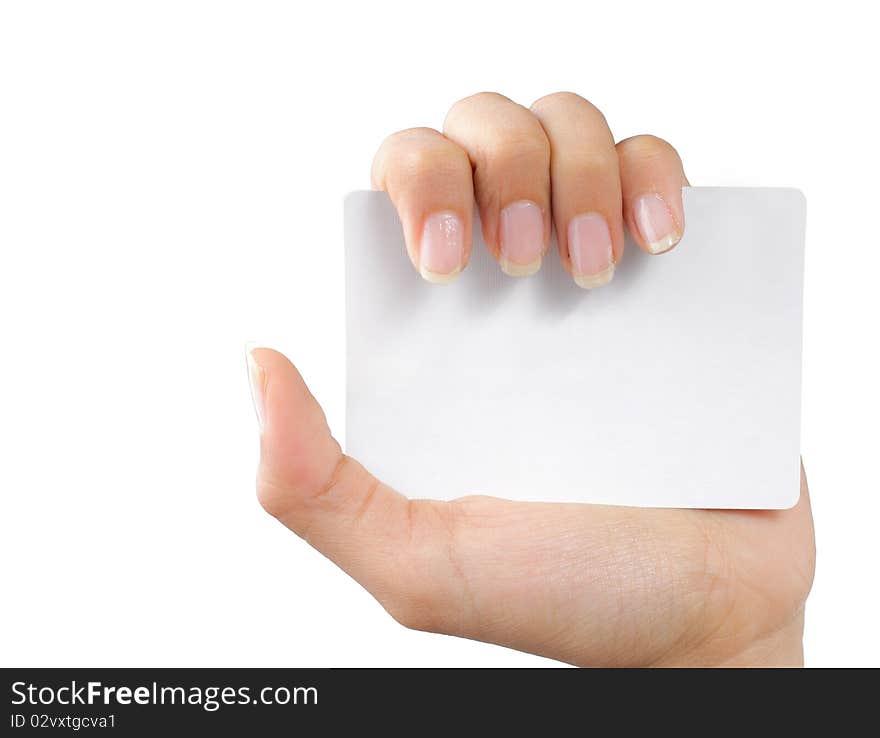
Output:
443 92 552 277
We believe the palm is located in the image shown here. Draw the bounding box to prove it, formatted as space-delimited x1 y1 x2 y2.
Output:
251 348 814 666
409 488 814 666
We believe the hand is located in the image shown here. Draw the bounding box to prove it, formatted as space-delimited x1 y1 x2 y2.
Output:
248 92 815 667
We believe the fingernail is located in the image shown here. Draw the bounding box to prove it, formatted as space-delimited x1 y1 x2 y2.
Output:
245 343 265 431
568 213 615 289
420 212 464 284
633 193 681 254
499 200 544 276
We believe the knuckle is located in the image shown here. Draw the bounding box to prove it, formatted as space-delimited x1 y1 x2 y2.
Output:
479 132 549 169
445 93 550 169
400 146 467 182
530 93 615 146
447 91 509 120
373 128 458 179
532 90 600 117
255 474 292 521
378 127 437 151
618 134 680 164
376 133 467 185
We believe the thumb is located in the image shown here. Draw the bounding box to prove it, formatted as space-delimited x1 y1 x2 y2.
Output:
245 345 463 626
246 344 345 525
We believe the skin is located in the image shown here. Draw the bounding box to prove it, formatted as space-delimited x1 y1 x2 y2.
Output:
249 92 815 667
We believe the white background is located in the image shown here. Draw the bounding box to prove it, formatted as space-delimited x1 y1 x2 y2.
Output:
1 1 877 667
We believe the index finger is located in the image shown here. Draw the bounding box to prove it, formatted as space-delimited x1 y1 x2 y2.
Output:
371 128 474 284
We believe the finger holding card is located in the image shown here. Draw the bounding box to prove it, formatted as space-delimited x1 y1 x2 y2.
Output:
344 187 806 510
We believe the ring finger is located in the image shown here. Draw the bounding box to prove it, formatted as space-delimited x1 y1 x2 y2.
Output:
530 92 623 288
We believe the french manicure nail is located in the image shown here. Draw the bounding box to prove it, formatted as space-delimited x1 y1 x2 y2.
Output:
420 212 464 284
245 343 265 431
499 200 544 277
568 213 615 289
633 193 681 254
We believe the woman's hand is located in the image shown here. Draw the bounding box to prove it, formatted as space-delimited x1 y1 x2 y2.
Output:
371 91 687 286
248 92 815 667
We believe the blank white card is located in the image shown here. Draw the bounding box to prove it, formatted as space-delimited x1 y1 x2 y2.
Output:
344 188 805 508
